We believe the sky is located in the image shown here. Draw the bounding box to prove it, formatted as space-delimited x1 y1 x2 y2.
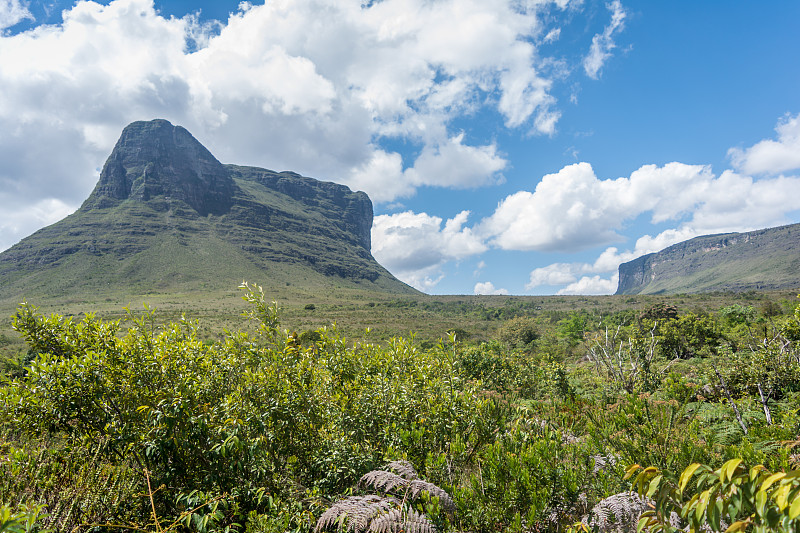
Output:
1 0 799 295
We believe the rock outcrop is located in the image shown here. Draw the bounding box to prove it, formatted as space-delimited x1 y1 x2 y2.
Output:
0 119 413 299
616 223 800 294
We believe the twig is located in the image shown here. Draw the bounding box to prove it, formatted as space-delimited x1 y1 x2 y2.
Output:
144 469 163 533
757 382 772 425
713 365 748 435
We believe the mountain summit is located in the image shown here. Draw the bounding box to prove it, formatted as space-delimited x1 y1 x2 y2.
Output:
86 119 236 216
0 119 413 301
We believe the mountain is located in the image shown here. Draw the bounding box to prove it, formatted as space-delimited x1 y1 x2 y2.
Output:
0 119 415 302
616 223 800 295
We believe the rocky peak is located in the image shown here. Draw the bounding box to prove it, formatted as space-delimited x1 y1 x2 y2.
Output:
86 119 235 216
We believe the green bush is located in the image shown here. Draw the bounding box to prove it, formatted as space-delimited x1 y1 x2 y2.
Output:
496 317 539 350
629 459 800 532
0 285 513 531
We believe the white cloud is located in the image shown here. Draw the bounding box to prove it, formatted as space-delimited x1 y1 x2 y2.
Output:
406 134 507 189
483 157 800 259
0 0 610 252
474 281 509 295
583 0 626 79
515 140 800 295
371 210 486 291
526 263 579 289
0 0 32 31
729 112 800 175
558 273 618 295
480 161 713 253
688 170 800 234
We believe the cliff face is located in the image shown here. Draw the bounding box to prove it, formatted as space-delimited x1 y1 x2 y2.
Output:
615 223 800 294
228 166 373 251
85 119 236 216
0 119 413 298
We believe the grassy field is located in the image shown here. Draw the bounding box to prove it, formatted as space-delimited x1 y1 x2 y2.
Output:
3 282 798 364
3 279 800 532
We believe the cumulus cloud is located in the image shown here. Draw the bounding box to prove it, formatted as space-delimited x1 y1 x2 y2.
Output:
0 0 604 251
0 197 75 250
371 210 486 291
406 134 507 189
517 150 800 294
474 281 509 295
480 161 714 252
524 224 700 293
526 263 580 289
558 273 618 295
729 113 800 175
583 0 626 79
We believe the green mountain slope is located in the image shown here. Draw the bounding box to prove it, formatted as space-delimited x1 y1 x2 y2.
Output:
616 223 800 295
0 119 415 304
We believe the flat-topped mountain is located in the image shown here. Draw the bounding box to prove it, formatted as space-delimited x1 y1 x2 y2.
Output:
616 223 800 295
0 119 415 301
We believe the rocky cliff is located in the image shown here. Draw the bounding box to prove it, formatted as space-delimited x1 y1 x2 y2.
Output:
616 223 800 294
0 119 413 300
85 119 236 216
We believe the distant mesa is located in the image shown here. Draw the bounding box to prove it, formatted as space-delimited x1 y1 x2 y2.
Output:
616 223 800 295
0 119 415 300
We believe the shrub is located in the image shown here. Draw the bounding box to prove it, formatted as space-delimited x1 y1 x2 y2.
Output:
496 316 539 349
628 459 800 532
1 284 511 531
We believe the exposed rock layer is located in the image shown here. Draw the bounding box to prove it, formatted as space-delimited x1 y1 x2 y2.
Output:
616 223 800 294
0 119 413 299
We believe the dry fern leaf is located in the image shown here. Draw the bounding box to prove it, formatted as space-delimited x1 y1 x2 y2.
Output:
359 470 411 494
382 460 419 480
359 470 455 514
315 495 401 533
408 479 456 514
368 507 436 533
585 491 649 533
591 453 619 474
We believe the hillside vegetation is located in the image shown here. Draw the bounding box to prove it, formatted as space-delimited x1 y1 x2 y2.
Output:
0 120 413 306
3 284 800 532
616 223 800 295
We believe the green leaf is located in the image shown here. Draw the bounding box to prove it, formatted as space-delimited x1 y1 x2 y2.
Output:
761 472 787 492
709 498 722 532
696 489 711 522
625 464 642 480
789 494 800 520
720 458 743 483
750 465 766 482
680 463 702 492
775 483 791 511
647 474 663 498
756 489 768 516
724 521 749 533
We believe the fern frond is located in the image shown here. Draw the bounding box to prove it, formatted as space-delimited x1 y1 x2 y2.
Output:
407 480 456 513
368 507 436 533
359 471 410 494
585 491 649 533
382 460 418 480
591 454 619 474
315 495 400 533
358 469 455 514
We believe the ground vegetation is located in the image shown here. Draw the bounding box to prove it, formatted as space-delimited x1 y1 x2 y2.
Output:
2 285 800 532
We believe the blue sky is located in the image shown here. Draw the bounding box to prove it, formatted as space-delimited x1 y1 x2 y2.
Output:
1 0 799 295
